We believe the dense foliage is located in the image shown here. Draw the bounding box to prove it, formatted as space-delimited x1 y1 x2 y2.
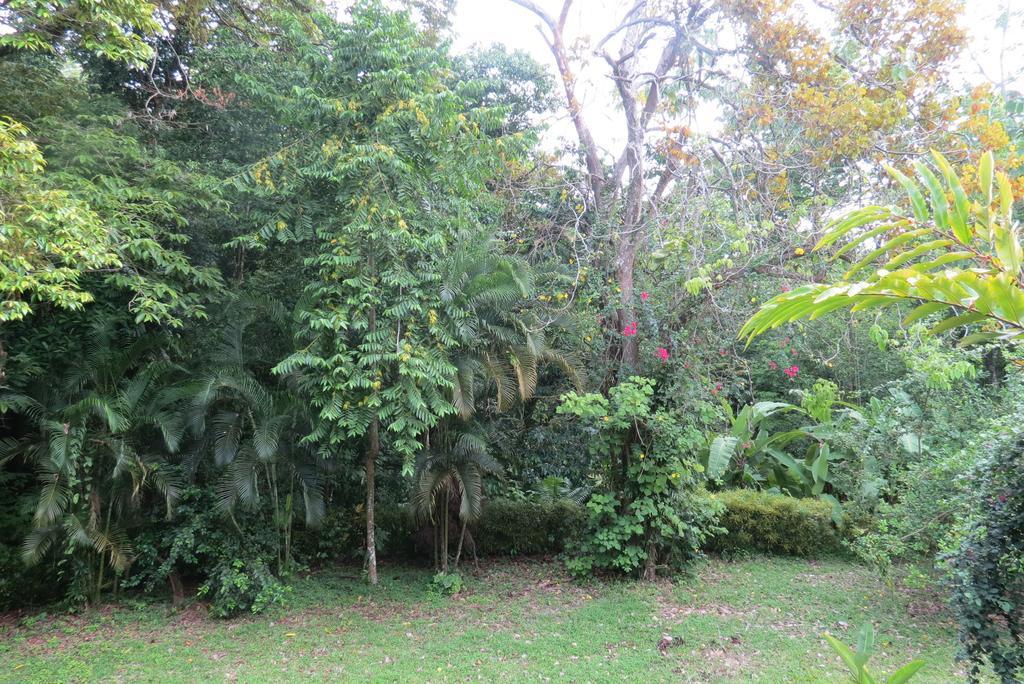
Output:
1 0 1023 678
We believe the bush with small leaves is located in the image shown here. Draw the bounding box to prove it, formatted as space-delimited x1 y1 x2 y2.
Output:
708 489 843 557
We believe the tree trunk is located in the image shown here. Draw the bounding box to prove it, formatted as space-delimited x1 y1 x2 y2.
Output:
616 241 638 369
643 541 657 581
366 416 379 585
441 495 450 573
454 520 467 570
169 570 185 607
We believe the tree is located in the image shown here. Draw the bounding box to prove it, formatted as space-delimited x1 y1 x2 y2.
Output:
508 0 965 374
214 3 521 583
186 308 326 575
558 376 716 580
0 56 222 330
411 428 501 572
0 324 183 603
443 242 582 418
0 0 158 65
412 244 581 572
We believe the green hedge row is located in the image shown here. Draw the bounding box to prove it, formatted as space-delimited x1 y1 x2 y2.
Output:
473 499 586 556
312 490 841 562
706 489 843 557
373 498 586 558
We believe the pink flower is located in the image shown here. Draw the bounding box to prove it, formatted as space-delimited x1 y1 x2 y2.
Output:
719 349 727 356
783 365 800 379
781 285 791 293
790 347 797 356
657 347 669 361
622 321 638 337
640 291 649 301
768 360 778 370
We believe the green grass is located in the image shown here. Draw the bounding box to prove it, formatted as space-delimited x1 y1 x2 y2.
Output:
0 557 970 682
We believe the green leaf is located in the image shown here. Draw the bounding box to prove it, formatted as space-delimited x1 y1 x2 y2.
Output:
817 207 891 251
707 436 739 480
979 151 994 205
913 162 949 231
886 166 929 223
811 445 829 483
928 311 986 336
903 302 948 325
930 150 971 243
957 331 1000 347
887 660 926 684
855 622 875 667
824 633 861 676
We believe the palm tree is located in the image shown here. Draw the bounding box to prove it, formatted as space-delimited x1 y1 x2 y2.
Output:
0 324 183 603
443 243 583 418
411 426 503 572
409 245 583 571
184 307 326 575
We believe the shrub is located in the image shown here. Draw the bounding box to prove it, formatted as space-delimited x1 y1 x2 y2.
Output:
198 558 290 618
946 431 1024 683
707 490 842 557
124 487 288 615
312 499 584 563
428 571 463 596
558 377 722 578
473 498 586 556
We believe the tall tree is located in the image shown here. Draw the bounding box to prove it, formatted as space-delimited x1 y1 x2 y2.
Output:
509 0 964 374
210 3 523 583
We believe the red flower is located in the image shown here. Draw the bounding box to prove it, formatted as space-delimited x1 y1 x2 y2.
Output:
768 360 778 370
781 285 791 293
657 347 669 361
622 321 638 337
719 349 727 356
640 291 649 301
783 365 800 379
790 347 797 356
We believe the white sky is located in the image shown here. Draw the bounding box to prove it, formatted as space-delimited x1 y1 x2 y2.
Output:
451 0 1024 152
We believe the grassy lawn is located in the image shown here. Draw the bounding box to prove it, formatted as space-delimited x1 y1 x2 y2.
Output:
0 557 969 683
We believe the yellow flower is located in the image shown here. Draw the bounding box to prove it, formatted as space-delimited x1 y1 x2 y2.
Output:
794 247 806 256
603 416 609 422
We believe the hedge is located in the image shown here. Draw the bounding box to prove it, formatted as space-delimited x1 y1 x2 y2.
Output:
309 490 841 564
473 499 586 557
706 489 842 557
374 498 586 559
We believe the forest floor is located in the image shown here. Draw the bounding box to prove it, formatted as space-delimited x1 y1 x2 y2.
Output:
0 556 973 683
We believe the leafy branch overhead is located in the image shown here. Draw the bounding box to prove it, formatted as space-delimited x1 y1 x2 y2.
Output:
742 151 1023 345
